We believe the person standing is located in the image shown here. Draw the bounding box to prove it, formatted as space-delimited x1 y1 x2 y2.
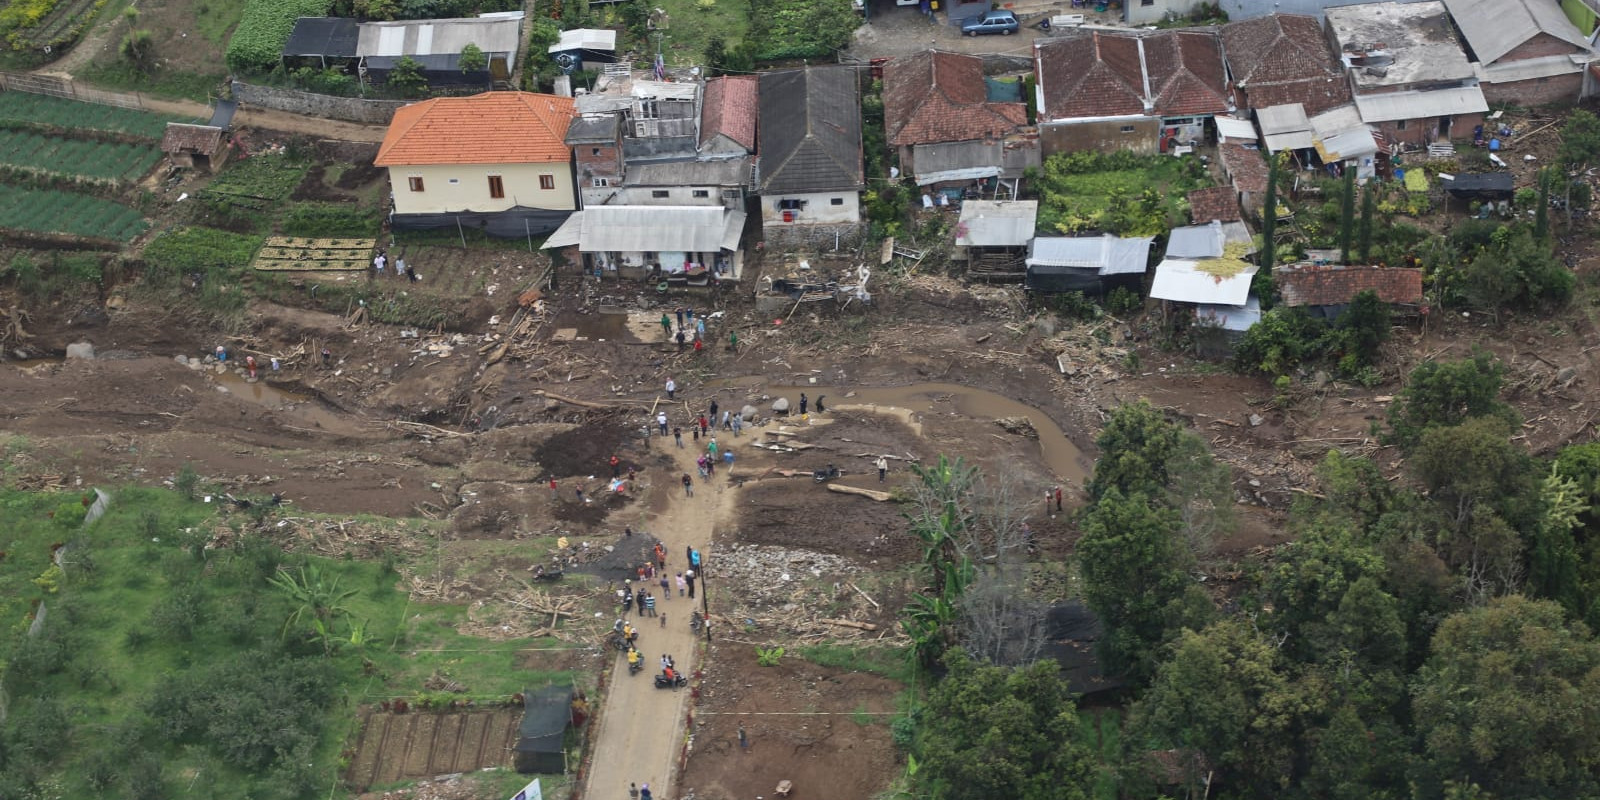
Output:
406 262 420 283
685 568 696 598
707 438 719 460
739 725 749 752
693 338 703 354
815 395 826 413
698 414 709 436
799 393 808 415
270 357 281 372
709 399 719 423
682 473 694 497
610 455 621 478
373 251 386 276
729 330 738 352
245 355 257 380
643 592 656 617
676 572 687 597
654 543 666 570
665 377 677 400
675 307 685 329
876 455 889 483
721 410 731 430
657 411 669 436
1055 486 1064 512
659 572 670 599
321 347 332 367
630 782 640 800
659 313 672 338
675 329 686 351
731 414 742 436
673 426 683 448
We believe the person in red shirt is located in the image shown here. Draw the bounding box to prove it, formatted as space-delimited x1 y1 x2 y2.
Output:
610 454 621 477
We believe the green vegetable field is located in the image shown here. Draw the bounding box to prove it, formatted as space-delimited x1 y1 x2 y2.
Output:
0 184 147 240
0 92 196 139
0 129 162 181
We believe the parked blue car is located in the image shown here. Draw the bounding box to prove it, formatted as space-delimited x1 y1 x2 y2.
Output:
962 10 1019 35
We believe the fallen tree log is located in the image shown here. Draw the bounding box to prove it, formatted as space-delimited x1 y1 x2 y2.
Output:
823 618 878 631
827 483 893 502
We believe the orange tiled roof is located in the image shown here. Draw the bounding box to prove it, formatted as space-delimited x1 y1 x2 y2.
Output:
883 50 1026 147
1275 264 1424 307
375 91 577 167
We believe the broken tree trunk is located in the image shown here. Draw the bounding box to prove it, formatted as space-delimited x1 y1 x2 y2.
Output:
827 483 893 502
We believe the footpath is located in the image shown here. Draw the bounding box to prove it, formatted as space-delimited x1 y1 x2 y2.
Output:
582 435 742 800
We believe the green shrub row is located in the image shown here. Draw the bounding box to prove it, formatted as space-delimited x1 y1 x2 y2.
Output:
224 0 330 75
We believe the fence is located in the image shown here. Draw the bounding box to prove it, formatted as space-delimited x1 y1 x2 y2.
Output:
0 70 146 110
231 80 406 125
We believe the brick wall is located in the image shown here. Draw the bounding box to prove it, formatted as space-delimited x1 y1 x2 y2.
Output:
1483 72 1583 106
1501 32 1588 62
1039 118 1160 157
231 81 407 125
1371 111 1485 146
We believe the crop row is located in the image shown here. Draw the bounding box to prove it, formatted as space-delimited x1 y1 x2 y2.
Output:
0 184 147 241
0 92 194 139
0 128 160 181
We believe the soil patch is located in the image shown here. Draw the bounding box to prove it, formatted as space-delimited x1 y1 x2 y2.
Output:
290 163 357 202
733 479 914 562
335 162 385 190
345 707 521 791
682 643 902 800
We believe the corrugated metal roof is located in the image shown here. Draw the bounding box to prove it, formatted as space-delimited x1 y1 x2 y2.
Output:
955 200 1038 247
1442 0 1590 65
1196 295 1261 331
1263 130 1316 152
912 140 1002 178
1256 103 1309 135
356 16 522 58
628 158 750 187
1309 104 1377 161
1353 85 1487 123
1150 259 1258 305
1166 221 1225 259
1476 54 1587 84
631 80 698 101
1027 235 1154 275
284 17 359 58
539 206 744 252
1214 116 1258 141
550 28 616 53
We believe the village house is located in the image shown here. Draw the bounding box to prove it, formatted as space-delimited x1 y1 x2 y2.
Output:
699 75 759 159
541 204 747 282
374 91 577 234
1222 14 1352 115
1324 1 1487 147
1441 0 1594 106
283 14 522 89
882 51 1028 188
160 123 228 172
953 200 1037 280
757 67 865 233
1024 234 1155 295
1274 262 1424 317
1033 29 1232 157
547 28 618 73
1150 220 1261 348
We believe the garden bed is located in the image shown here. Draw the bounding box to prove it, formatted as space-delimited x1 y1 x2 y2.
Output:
0 182 146 240
0 127 161 181
0 92 195 139
253 235 374 271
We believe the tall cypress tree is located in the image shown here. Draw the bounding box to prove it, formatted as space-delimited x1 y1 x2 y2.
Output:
1261 154 1279 272
1339 167 1356 263
1358 184 1376 264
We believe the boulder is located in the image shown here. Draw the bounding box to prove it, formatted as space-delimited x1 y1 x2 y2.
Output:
741 404 759 421
771 397 790 414
65 342 94 360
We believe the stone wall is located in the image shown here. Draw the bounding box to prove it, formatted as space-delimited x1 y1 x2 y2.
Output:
231 81 408 125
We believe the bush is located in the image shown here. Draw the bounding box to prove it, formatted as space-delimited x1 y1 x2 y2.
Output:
281 203 380 238
142 227 263 278
748 0 859 60
225 0 332 74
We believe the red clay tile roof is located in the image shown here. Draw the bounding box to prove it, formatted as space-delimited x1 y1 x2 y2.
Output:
1036 30 1229 121
162 123 224 155
1036 33 1147 120
700 75 759 151
883 50 1026 146
1222 14 1352 115
1187 186 1242 223
375 91 576 167
1218 142 1269 194
1275 264 1424 306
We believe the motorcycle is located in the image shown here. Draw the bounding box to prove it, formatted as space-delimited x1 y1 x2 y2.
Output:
618 588 633 615
627 649 644 675
531 564 564 582
654 672 688 689
689 610 704 634
812 464 841 483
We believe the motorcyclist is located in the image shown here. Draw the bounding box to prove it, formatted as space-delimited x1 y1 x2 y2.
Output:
627 647 642 671
663 665 675 682
623 622 637 645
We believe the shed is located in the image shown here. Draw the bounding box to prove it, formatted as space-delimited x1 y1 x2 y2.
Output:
1275 263 1424 314
956 200 1038 280
1440 172 1514 198
1310 104 1377 177
1213 116 1258 143
1042 602 1126 697
1256 103 1313 153
357 14 523 85
514 686 572 774
1025 234 1154 294
1165 220 1255 260
160 123 227 171
282 17 359 67
548 28 617 71
542 205 747 281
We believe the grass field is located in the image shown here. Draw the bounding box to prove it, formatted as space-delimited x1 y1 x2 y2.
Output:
0 183 147 240
0 473 581 799
0 91 196 139
0 127 161 181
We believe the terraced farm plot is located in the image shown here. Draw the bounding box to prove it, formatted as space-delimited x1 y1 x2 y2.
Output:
253 236 375 271
0 129 161 181
0 92 195 139
0 184 147 241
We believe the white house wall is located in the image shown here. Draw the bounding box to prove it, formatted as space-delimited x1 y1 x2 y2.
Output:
388 162 576 215
760 191 861 225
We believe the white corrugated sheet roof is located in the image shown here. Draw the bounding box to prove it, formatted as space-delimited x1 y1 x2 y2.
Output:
955 200 1038 247
1214 116 1258 141
357 16 523 57
1476 54 1587 84
539 207 745 252
1027 235 1154 275
1309 104 1377 161
1150 259 1259 305
1256 103 1309 135
631 80 698 101
1263 130 1316 152
1167 220 1255 259
550 28 617 53
1354 85 1488 124
1197 295 1262 332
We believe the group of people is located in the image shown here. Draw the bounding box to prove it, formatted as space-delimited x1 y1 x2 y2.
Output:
371 250 420 283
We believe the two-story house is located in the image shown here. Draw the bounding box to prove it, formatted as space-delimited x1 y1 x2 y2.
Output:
375 91 577 234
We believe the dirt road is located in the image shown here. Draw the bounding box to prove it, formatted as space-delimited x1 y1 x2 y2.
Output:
583 436 742 800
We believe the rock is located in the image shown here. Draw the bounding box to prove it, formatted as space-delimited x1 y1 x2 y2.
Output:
1248 414 1265 427
995 416 1038 438
1311 370 1331 389
1558 366 1579 387
772 397 791 414
174 354 187 365
64 342 94 360
741 404 759 421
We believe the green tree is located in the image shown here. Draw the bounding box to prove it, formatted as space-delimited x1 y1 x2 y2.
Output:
912 652 1096 800
1358 184 1376 263
1267 525 1404 668
1339 166 1356 264
1558 110 1600 222
385 56 428 97
1262 152 1280 272
268 563 357 651
1087 400 1190 500
121 29 156 73
1331 289 1391 372
1528 464 1588 616
458 42 486 73
1133 619 1317 793
1534 167 1552 241
1386 352 1515 448
704 35 729 76
1078 489 1209 682
1412 595 1600 798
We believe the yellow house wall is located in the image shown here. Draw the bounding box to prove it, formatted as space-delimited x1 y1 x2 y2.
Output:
388 162 575 215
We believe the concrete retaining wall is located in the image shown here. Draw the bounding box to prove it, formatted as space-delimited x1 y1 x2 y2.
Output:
231 80 408 125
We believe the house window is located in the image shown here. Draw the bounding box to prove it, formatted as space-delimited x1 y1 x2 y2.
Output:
488 175 505 199
778 198 806 210
539 174 556 190
830 197 844 206
408 176 425 192
592 148 601 156
592 177 610 187
692 189 710 198
1120 125 1136 133
1142 0 1153 5
652 190 670 198
1396 120 1407 130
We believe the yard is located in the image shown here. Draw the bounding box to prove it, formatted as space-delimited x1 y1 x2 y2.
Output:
1032 150 1214 236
